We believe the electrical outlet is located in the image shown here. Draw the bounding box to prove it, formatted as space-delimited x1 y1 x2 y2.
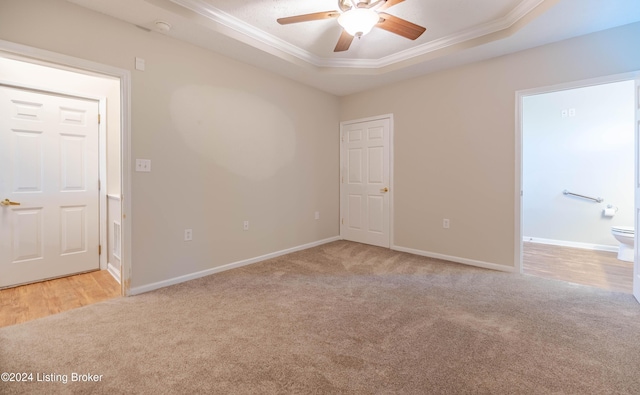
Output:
135 159 151 172
561 109 568 118
315 211 320 220
243 221 249 231
184 229 192 241
568 108 576 117
443 219 450 229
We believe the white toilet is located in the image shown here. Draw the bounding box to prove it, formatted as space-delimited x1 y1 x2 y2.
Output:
611 226 635 262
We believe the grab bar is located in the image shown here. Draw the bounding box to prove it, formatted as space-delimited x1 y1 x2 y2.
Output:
563 190 603 203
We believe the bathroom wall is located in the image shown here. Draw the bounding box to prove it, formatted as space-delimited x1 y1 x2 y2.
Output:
522 80 635 248
107 195 122 281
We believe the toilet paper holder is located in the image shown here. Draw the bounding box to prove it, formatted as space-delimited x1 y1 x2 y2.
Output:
603 204 618 217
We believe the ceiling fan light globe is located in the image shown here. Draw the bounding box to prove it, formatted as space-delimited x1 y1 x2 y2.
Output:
338 8 379 37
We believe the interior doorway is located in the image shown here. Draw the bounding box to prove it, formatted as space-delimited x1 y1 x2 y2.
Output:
0 40 131 324
516 73 640 299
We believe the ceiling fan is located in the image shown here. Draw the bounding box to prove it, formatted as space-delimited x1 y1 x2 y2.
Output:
277 0 426 52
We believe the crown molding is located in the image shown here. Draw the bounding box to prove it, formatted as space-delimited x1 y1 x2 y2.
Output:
170 0 545 70
366 0 545 68
170 0 324 64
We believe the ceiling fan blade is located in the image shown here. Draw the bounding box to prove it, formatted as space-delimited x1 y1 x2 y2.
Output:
277 11 340 25
334 29 354 52
376 0 405 11
376 13 426 40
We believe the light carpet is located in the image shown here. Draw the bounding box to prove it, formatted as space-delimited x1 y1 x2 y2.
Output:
1 241 640 394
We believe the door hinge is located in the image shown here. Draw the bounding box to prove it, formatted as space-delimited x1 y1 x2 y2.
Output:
98 244 102 255
341 176 344 183
341 218 344 225
341 135 345 143
98 179 101 191
98 114 101 124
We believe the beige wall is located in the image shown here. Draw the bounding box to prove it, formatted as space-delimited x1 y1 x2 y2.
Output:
341 22 640 268
0 0 340 289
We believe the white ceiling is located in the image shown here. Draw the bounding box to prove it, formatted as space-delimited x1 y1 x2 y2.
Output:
67 0 640 96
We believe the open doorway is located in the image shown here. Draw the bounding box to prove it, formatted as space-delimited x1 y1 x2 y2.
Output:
516 74 638 296
0 42 130 325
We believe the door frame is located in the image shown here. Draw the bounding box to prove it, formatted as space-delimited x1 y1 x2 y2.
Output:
0 39 133 296
339 114 394 247
515 71 640 292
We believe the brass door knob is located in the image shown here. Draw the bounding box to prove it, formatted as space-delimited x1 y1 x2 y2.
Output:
1 199 20 206
381 187 389 193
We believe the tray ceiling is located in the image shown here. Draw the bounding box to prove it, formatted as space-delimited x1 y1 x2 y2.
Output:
66 0 640 95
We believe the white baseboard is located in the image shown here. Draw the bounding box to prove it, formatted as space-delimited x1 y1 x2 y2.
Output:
523 236 618 253
391 245 516 273
107 262 121 284
129 236 341 295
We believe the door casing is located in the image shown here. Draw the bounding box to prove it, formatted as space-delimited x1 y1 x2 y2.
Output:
0 39 132 296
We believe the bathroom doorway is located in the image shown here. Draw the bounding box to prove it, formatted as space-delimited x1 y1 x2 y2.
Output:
516 74 638 296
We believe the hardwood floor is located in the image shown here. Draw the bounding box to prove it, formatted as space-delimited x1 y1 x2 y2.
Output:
523 242 633 294
0 270 121 328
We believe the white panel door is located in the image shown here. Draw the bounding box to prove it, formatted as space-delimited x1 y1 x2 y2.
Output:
0 86 100 288
341 118 390 248
634 77 640 302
